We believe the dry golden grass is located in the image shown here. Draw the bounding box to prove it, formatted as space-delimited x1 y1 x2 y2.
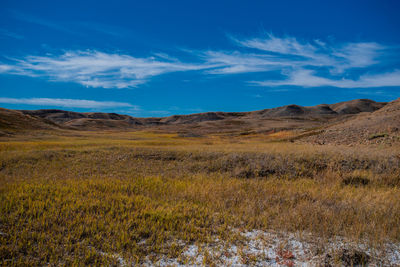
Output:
1 130 399 265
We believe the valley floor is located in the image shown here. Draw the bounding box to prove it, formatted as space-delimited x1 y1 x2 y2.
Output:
1 131 400 266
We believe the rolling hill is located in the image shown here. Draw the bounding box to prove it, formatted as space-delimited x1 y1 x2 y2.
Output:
0 98 392 139
0 108 62 136
306 98 400 145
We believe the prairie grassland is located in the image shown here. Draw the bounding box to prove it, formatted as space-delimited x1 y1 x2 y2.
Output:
1 131 400 265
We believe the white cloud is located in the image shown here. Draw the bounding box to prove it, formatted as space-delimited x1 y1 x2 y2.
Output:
234 33 319 58
331 42 384 73
0 64 12 72
193 34 389 84
202 50 292 74
224 33 396 88
253 69 400 88
0 97 137 109
1 50 209 88
228 34 385 73
0 33 398 89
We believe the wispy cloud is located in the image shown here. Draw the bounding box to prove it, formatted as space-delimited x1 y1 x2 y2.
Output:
194 33 396 89
0 50 210 88
9 9 132 38
234 33 320 58
10 10 77 34
0 31 399 89
232 34 384 72
253 69 400 88
0 64 13 72
219 33 398 88
0 28 24 40
201 50 290 74
0 97 136 109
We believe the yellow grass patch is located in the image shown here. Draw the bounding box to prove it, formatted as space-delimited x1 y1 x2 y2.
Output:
1 131 399 265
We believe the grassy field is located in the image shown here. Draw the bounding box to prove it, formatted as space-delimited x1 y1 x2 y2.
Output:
1 131 400 265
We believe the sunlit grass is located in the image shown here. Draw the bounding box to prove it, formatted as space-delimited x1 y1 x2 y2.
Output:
1 130 399 265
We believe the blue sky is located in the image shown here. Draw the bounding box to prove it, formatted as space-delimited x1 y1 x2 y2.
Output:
0 0 399 116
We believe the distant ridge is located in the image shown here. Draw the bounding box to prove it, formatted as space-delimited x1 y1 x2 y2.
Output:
329 99 387 114
19 99 386 128
0 98 390 136
253 104 337 117
252 99 386 117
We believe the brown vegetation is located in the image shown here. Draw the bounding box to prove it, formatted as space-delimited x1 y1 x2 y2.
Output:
0 98 399 265
0 131 399 265
306 98 400 145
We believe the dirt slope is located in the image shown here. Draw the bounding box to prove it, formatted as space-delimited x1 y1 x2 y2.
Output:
252 104 337 117
0 108 61 135
305 98 400 145
329 99 387 114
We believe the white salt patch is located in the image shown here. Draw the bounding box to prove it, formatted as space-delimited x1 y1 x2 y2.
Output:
144 230 400 266
95 230 400 266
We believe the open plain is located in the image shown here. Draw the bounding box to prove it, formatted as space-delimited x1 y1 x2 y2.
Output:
1 99 400 266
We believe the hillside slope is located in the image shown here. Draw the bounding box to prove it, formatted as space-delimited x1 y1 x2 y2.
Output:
305 98 400 145
0 108 61 136
329 99 386 114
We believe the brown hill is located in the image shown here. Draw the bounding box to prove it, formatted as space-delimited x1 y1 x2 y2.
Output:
21 109 247 127
305 98 400 145
0 108 62 136
160 112 245 124
329 99 386 114
21 109 146 130
0 98 387 135
252 99 385 118
252 104 337 117
20 99 386 129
